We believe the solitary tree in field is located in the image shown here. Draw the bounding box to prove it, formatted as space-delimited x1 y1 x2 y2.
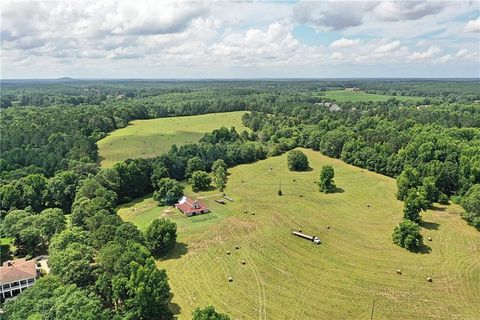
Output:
144 218 177 256
190 171 212 192
392 220 423 251
287 150 309 171
318 165 336 193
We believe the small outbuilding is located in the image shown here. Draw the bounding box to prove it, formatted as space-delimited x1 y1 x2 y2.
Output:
175 196 210 217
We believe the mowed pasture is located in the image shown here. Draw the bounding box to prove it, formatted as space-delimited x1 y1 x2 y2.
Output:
324 89 424 102
97 111 248 168
119 149 480 319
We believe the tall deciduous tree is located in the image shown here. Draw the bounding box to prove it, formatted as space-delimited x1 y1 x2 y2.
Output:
190 171 212 192
287 150 309 171
144 218 177 256
392 220 423 250
153 178 184 205
318 165 336 193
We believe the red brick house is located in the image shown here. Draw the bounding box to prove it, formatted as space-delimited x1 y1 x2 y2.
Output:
175 196 210 217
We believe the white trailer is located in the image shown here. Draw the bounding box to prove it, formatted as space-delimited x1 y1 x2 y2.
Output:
292 231 321 244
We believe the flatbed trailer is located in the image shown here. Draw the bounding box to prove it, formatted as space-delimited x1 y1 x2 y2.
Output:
292 231 321 244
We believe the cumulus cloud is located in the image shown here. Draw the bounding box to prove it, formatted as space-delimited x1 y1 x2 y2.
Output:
375 41 401 54
435 54 452 64
293 1 368 31
463 17 480 33
0 0 478 77
408 46 442 61
330 38 361 49
210 23 301 63
373 1 448 21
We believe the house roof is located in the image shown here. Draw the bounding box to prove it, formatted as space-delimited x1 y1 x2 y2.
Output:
0 258 37 284
175 196 209 215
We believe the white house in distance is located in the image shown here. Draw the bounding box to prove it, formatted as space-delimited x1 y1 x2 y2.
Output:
0 258 37 300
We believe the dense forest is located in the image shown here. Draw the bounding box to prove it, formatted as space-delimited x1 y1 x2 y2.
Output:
1 79 479 318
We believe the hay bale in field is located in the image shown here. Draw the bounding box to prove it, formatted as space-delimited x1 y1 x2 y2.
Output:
427 277 433 282
326 225 330 229
427 237 432 241
244 210 247 213
241 260 246 265
293 179 296 182
235 245 240 250
251 211 255 215
298 229 302 232
228 276 233 282
299 194 303 197
227 251 231 255
366 204 370 207
396 269 402 275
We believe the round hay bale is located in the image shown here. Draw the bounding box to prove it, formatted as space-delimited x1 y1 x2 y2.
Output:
298 229 302 232
299 194 303 197
396 269 402 275
270 167 273 170
427 277 433 282
427 237 432 241
227 251 231 255
241 260 246 265
366 204 370 207
235 245 240 250
293 179 296 182
228 276 233 282
244 210 247 213
326 225 330 229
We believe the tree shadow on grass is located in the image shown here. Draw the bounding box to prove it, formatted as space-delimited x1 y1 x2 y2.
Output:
431 205 447 212
334 187 345 193
412 244 432 255
420 221 440 230
169 293 182 317
160 242 188 261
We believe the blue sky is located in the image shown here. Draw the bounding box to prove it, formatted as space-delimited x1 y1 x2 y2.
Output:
1 0 479 78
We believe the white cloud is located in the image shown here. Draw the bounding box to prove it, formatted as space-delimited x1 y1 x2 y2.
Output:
0 0 479 78
330 38 361 49
375 41 401 54
456 49 469 58
463 18 480 33
435 54 452 64
408 46 442 61
373 1 448 21
293 1 369 31
210 23 302 64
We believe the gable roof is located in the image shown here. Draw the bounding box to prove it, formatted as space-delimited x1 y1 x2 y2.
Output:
0 258 37 284
175 196 209 215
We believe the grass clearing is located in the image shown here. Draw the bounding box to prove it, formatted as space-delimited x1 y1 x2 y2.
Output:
97 111 248 168
324 89 424 102
119 149 480 319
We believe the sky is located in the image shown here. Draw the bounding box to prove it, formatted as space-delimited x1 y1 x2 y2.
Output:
1 0 479 79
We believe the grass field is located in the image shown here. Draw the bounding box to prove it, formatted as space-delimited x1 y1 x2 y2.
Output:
324 90 424 102
119 149 480 319
97 111 248 168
